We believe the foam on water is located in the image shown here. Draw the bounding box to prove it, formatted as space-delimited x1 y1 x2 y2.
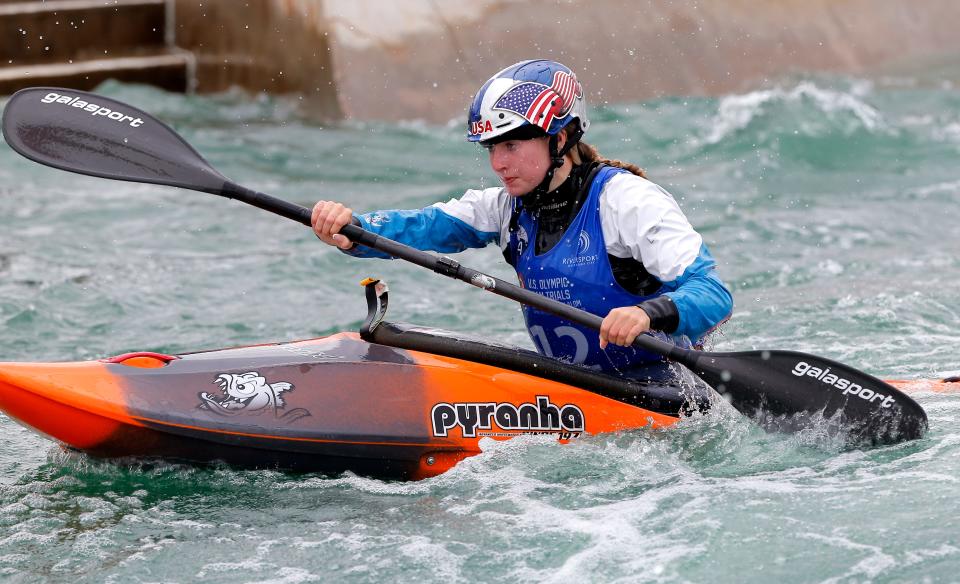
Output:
700 80 886 146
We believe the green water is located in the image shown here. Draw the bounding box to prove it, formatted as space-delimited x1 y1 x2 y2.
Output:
1 76 958 582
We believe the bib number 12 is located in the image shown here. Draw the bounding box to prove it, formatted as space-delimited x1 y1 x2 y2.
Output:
529 325 590 364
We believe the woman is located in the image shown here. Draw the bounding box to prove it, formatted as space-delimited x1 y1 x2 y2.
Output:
313 59 733 381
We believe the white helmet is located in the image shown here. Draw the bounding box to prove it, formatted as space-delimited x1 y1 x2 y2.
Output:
466 60 589 144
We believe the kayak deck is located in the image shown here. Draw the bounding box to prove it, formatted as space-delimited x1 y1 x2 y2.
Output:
0 329 694 479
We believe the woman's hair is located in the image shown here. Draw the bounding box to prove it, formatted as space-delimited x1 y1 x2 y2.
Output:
571 141 646 178
562 123 645 177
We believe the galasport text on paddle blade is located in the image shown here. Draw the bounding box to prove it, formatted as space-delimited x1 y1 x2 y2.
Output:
1 87 312 224
680 349 928 444
1 87 229 193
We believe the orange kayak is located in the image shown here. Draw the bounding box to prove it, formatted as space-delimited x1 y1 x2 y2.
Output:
887 377 959 394
2 320 954 480
0 319 710 480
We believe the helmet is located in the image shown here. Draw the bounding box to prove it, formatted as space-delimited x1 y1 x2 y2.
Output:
467 60 589 144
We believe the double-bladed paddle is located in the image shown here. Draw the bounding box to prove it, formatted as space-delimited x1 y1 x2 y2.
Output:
1 87 928 444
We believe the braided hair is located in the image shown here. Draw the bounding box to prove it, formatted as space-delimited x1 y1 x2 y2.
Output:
567 131 646 178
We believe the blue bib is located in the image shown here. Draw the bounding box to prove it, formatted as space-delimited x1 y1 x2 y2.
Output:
508 166 689 376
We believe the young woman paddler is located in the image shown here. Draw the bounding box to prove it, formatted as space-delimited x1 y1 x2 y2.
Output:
312 59 733 382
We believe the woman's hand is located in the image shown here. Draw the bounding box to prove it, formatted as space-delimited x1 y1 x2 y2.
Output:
599 306 651 349
311 200 355 250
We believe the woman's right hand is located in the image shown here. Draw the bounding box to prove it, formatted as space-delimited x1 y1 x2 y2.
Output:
311 200 356 250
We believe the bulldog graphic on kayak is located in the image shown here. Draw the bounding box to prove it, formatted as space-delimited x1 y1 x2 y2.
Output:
199 372 310 422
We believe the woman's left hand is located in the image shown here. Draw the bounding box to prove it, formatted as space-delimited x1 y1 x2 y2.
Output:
599 306 651 349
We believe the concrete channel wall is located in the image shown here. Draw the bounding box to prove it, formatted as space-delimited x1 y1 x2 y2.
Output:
0 0 191 95
320 0 960 122
172 0 342 119
3 0 960 123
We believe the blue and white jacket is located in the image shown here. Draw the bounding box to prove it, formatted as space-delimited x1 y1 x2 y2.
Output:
346 172 733 346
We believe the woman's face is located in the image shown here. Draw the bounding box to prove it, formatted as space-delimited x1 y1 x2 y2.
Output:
486 137 551 197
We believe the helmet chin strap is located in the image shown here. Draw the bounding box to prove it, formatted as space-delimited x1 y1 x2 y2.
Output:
508 123 585 243
524 124 584 204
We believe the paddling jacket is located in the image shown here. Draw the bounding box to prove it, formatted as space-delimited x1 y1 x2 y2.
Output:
346 164 733 367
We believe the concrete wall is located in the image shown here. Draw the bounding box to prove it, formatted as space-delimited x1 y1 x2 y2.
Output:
171 0 960 123
323 0 960 123
173 0 342 119
0 0 189 96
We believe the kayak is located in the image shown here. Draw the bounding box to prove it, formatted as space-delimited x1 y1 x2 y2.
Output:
0 330 690 480
0 281 704 480
0 281 954 480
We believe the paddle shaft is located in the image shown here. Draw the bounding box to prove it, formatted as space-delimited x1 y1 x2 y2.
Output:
220 181 694 365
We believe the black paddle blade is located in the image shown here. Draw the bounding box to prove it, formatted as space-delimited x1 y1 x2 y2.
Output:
1 87 228 194
689 349 927 445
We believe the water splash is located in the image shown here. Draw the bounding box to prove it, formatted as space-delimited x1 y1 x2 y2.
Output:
700 81 886 146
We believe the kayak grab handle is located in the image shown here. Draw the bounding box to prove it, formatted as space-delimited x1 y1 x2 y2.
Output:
101 352 179 368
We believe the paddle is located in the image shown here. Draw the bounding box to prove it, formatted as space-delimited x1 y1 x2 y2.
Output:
1 87 928 445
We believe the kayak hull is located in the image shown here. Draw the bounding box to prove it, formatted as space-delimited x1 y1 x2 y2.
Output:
4 330 953 480
0 332 682 479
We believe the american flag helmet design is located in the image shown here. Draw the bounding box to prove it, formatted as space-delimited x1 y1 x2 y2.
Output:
467 60 589 143
492 70 583 131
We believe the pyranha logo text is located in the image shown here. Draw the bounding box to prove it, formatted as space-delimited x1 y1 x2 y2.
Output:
431 396 584 438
